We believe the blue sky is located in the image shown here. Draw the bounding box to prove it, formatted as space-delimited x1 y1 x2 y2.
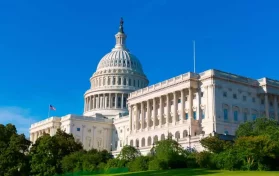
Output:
0 0 279 136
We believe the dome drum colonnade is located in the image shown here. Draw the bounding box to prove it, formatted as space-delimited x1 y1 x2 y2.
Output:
84 18 149 118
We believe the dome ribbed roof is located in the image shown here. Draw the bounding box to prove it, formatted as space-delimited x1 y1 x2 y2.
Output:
95 18 145 75
96 50 143 74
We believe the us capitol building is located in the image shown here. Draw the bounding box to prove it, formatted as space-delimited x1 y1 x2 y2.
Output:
29 19 279 155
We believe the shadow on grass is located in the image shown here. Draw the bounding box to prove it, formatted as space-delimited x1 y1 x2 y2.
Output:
113 168 221 176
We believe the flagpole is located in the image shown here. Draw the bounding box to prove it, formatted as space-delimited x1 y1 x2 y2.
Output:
48 105 50 118
193 40 196 73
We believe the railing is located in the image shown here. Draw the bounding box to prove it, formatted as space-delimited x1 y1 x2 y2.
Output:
31 117 60 128
61 114 112 123
129 72 195 98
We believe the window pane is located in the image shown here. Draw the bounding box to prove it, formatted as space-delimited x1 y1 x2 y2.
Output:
234 111 238 121
224 109 228 120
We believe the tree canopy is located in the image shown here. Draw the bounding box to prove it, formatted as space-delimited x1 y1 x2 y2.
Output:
0 124 31 176
29 129 83 175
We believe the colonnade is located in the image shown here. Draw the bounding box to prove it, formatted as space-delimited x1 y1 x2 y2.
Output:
30 127 54 143
92 75 147 89
264 93 279 119
129 87 202 133
84 93 128 112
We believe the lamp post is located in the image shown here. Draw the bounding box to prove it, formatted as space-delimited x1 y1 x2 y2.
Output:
152 142 155 156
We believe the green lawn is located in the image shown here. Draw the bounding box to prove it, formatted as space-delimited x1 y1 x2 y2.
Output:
98 168 279 176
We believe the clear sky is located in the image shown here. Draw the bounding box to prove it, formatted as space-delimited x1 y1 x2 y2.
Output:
0 0 278 136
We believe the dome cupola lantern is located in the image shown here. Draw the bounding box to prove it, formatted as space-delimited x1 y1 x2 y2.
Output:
114 17 127 51
83 18 149 119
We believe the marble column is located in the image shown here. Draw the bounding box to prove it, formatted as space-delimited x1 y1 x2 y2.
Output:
115 93 117 109
92 95 95 109
129 106 133 134
96 95 99 109
147 100 150 129
135 104 139 131
90 96 93 110
153 98 156 129
141 102 144 130
121 94 124 109
274 96 278 120
265 94 269 118
159 96 163 127
109 93 111 108
105 95 107 108
173 91 177 125
84 98 86 112
188 87 193 131
100 95 103 109
166 94 170 126
181 89 185 124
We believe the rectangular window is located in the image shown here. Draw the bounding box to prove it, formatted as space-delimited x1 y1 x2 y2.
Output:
223 92 227 97
129 79 131 86
270 102 273 107
261 99 264 105
243 96 246 101
113 77 115 85
193 111 196 120
133 80 135 86
244 112 247 122
118 78 121 85
234 111 238 121
77 128 80 132
224 109 228 120
252 97 256 103
201 92 204 97
233 94 237 99
124 78 126 85
118 97 121 107
178 99 181 103
185 113 188 120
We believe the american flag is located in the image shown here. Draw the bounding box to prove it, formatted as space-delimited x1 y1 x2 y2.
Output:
49 104 56 111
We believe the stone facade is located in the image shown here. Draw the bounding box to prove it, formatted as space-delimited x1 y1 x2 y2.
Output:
29 19 279 156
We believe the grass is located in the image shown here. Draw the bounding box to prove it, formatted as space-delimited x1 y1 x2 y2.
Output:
97 168 279 176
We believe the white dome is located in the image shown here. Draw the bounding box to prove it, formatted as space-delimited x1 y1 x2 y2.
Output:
96 50 144 74
84 18 149 119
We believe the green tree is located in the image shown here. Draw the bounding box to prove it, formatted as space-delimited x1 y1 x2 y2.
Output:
30 129 83 175
236 118 279 140
234 135 278 170
0 124 31 176
117 145 141 161
153 139 187 169
200 135 232 153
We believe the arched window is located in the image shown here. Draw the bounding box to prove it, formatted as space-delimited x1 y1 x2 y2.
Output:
223 104 229 121
141 138 145 147
147 137 152 146
161 134 165 140
233 106 239 121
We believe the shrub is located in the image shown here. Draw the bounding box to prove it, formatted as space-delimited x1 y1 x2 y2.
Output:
127 156 150 172
148 158 168 170
195 151 215 169
105 158 128 169
168 154 187 169
185 152 198 168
